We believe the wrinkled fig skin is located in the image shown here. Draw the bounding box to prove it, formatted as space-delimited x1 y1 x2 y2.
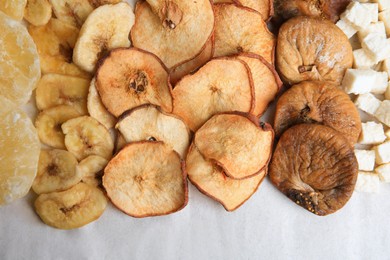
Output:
276 16 353 86
274 81 361 145
269 124 358 216
274 0 351 23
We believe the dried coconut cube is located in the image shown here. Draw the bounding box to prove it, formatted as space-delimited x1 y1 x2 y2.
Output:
362 3 379 23
375 163 390 182
379 10 390 36
373 0 390 11
336 19 357 38
355 93 381 115
355 149 376 171
375 100 390 126
361 33 390 63
383 58 390 76
353 49 378 69
342 69 378 94
355 172 380 193
359 121 386 145
357 22 387 41
341 2 375 30
371 71 389 94
385 81 390 99
374 141 390 164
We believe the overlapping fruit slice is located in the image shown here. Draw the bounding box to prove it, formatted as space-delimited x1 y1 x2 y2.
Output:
76 155 108 187
172 58 254 131
29 18 90 79
62 116 114 161
0 96 40 205
35 183 108 229
35 74 90 115
195 113 273 179
269 124 358 216
0 0 27 20
213 3 275 64
32 149 80 194
0 11 41 106
73 2 134 73
186 144 266 211
116 105 191 158
24 0 52 26
131 0 214 69
236 53 282 116
273 81 361 145
238 0 274 21
103 142 188 217
96 48 173 117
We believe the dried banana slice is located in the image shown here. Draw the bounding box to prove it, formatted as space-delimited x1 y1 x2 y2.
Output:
0 0 27 20
32 149 80 194
0 11 41 106
0 96 40 206
28 18 90 79
35 105 81 149
62 116 114 161
87 78 116 130
35 182 107 229
73 2 134 73
24 0 52 26
76 155 108 187
36 74 90 115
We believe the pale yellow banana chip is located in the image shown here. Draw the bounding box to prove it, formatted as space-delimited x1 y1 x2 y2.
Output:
24 0 52 26
73 2 134 73
29 18 90 79
35 105 81 149
76 155 108 187
0 0 27 20
62 116 114 161
0 11 41 106
32 149 80 194
87 78 116 130
35 74 90 115
0 96 40 206
35 182 107 229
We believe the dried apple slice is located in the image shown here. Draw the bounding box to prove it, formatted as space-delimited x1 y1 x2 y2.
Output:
273 81 361 145
236 53 282 116
186 144 266 211
172 58 254 131
276 16 353 85
130 0 214 69
96 48 173 117
35 182 107 229
213 3 275 64
114 132 127 154
195 113 273 179
103 141 188 217
117 105 191 158
238 0 273 21
169 36 214 85
269 124 358 216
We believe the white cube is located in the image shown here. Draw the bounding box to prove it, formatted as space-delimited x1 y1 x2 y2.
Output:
342 69 378 94
336 19 357 38
359 121 386 145
342 2 375 30
355 149 376 171
375 163 390 182
373 0 390 11
372 71 389 94
361 33 390 62
355 93 382 115
384 81 390 99
355 172 380 193
379 10 390 36
353 49 378 69
375 100 390 127
357 22 387 41
362 3 379 23
374 141 390 164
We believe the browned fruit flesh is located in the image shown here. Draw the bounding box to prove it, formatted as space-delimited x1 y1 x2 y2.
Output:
269 124 358 216
276 16 353 85
274 81 361 145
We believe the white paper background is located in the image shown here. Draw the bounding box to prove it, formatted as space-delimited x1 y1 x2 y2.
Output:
1 1 390 259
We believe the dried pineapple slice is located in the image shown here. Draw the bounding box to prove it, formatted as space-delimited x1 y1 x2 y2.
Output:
0 96 40 206
0 11 40 106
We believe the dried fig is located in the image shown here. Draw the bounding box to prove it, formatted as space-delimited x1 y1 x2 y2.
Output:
276 16 353 85
274 81 361 145
274 0 351 23
269 124 358 216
